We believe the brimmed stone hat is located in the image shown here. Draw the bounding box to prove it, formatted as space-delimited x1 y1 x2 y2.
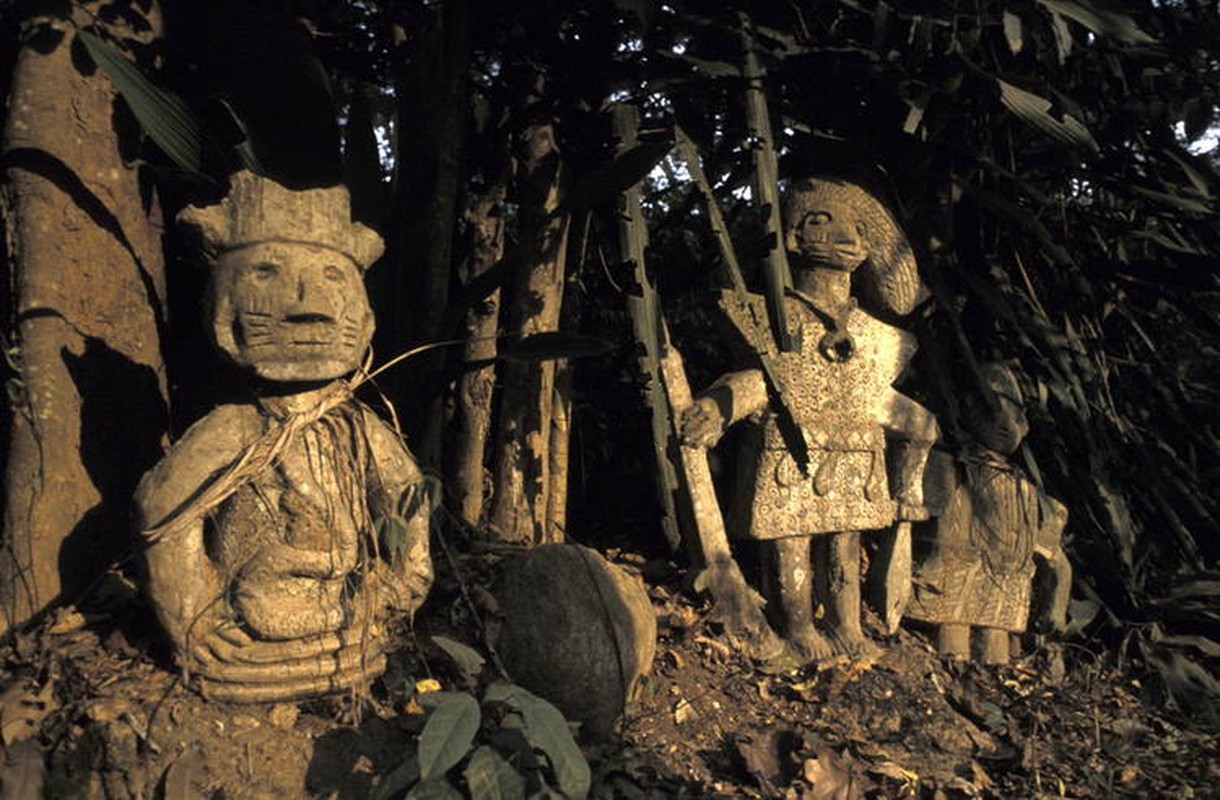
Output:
177 171 384 269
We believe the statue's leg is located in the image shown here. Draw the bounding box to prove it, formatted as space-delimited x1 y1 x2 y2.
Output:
936 623 970 658
815 531 876 657
977 627 1010 664
767 536 835 662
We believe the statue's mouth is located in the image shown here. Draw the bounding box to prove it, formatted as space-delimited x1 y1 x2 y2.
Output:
284 315 340 347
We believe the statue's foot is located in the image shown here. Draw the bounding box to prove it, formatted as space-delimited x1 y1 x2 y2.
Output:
786 627 839 664
829 629 880 660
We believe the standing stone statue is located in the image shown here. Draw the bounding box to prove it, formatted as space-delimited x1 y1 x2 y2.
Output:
907 363 1071 663
136 172 433 702
683 177 937 661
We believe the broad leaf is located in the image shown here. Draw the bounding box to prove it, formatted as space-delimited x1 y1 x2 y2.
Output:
418 693 481 781
431 635 486 682
463 746 525 800
499 332 614 364
1038 0 1156 44
369 755 420 800
998 80 1098 151
484 684 590 800
77 28 202 173
406 778 464 800
554 139 673 216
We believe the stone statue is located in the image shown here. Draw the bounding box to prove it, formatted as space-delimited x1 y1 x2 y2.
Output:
907 363 1071 663
682 177 937 660
136 172 433 702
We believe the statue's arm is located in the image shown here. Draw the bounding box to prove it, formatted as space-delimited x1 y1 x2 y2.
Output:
136 405 257 651
363 409 434 613
879 391 940 518
680 369 769 448
1034 497 1071 632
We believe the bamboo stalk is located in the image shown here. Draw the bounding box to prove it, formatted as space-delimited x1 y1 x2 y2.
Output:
616 104 779 656
488 122 569 544
450 186 506 528
741 13 795 354
613 104 682 552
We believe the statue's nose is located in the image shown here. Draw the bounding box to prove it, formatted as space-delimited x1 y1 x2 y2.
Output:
284 277 336 323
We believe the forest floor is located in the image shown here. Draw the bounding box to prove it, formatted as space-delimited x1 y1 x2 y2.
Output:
1 549 1217 799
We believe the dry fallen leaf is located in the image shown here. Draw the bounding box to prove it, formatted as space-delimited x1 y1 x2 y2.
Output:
673 698 697 724
802 745 863 800
0 678 58 747
47 607 87 635
737 731 787 797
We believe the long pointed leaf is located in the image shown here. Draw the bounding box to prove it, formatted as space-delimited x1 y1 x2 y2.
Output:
554 139 673 216
418 693 481 781
77 28 202 173
998 79 1098 152
1037 0 1156 44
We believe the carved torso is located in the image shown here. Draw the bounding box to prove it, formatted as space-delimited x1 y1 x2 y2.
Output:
721 291 917 538
211 403 374 641
908 451 1068 632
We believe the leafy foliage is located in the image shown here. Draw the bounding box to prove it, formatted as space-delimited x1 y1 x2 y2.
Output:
373 683 590 800
26 0 1219 720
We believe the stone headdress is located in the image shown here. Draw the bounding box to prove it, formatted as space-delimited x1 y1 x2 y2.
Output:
177 171 384 270
782 176 920 316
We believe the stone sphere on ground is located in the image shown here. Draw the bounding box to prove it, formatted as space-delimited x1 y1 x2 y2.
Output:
492 544 657 738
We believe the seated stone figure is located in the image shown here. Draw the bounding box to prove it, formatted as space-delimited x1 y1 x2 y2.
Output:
137 172 432 702
683 177 937 661
907 363 1071 663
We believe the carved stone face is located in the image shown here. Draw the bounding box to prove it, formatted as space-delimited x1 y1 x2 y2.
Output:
786 200 869 272
964 366 1029 456
211 242 374 382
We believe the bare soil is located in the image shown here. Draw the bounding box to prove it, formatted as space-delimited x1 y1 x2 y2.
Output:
1 553 1216 799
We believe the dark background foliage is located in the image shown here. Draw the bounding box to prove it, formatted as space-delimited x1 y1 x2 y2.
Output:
3 0 1217 719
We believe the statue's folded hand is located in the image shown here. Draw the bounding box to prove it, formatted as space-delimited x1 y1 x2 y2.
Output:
680 398 724 449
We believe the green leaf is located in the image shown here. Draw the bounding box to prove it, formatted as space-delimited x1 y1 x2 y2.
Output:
1002 11 1024 55
431 636 486 682
375 514 409 558
76 28 203 173
1037 0 1156 44
528 789 566 800
483 685 590 800
499 332 615 364
1126 185 1213 214
418 693 481 781
998 80 1098 151
463 746 525 800
554 139 673 216
406 778 464 800
368 755 421 800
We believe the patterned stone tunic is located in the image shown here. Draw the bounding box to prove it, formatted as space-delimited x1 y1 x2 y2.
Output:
720 290 918 539
908 451 1068 632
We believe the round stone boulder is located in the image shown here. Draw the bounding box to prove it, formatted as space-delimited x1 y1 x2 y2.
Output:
492 544 657 738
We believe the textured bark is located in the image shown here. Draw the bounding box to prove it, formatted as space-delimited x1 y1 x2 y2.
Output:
449 187 505 527
545 360 572 542
1 6 169 630
487 123 568 544
389 0 471 469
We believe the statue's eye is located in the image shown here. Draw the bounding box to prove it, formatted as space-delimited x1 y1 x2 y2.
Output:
251 262 279 280
806 211 832 226
324 265 346 282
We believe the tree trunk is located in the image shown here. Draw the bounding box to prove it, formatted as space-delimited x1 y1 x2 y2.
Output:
487 122 568 545
1 5 169 630
449 186 505 527
387 0 470 469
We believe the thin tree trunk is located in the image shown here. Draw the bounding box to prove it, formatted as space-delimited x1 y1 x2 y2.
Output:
488 122 568 544
389 0 470 469
450 186 505 527
546 354 573 543
1 4 169 630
